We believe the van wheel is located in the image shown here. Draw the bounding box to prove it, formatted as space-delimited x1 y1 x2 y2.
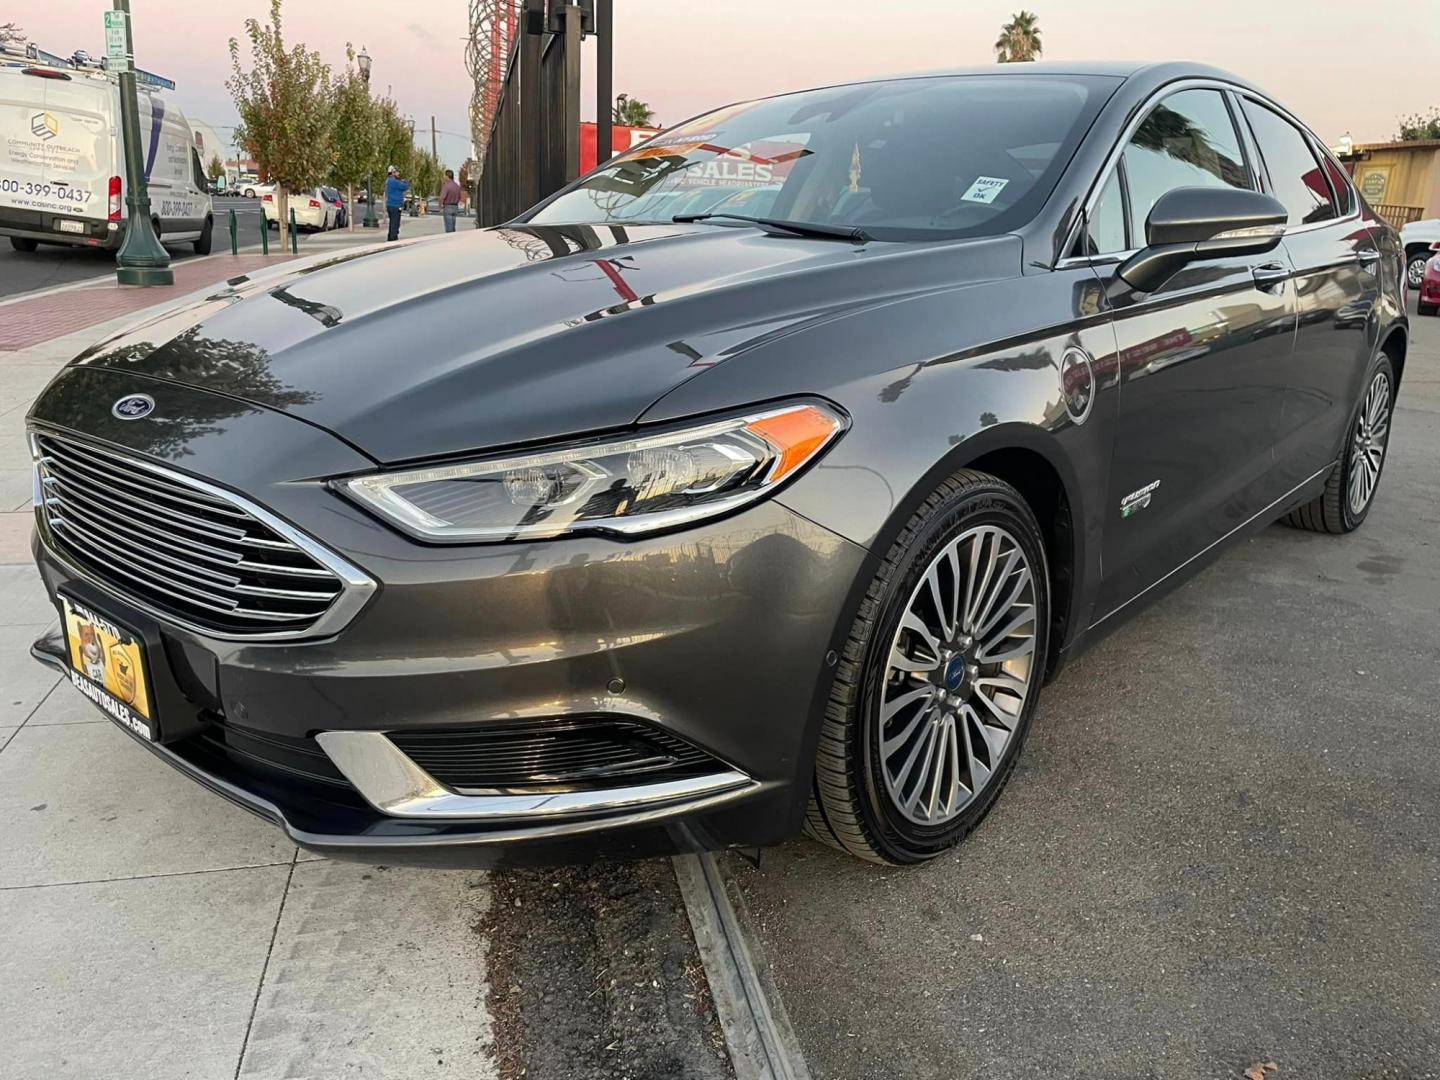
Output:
9 237 38 253
194 217 213 255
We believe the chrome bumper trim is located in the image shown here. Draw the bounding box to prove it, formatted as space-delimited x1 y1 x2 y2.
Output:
315 729 754 821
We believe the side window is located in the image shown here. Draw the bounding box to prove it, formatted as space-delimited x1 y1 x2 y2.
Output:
192 149 207 191
1084 167 1128 255
1242 100 1336 226
1320 153 1353 217
1122 89 1250 245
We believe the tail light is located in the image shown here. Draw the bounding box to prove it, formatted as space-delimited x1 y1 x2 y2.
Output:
308 198 321 209
262 193 273 202
107 175 122 221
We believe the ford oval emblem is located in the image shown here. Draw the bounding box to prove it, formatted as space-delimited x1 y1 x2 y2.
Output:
111 394 156 421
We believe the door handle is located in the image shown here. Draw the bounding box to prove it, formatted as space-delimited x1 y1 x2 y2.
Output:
1251 263 1289 292
1357 247 1380 272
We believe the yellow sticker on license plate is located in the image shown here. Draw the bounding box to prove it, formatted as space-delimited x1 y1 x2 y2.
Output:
60 595 154 740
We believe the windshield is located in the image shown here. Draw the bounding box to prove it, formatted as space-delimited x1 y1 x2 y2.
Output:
528 74 1118 240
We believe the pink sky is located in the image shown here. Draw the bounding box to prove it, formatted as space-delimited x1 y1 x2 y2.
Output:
6 0 1435 168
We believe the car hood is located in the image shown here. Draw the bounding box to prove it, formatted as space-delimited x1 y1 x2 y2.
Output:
70 223 1020 463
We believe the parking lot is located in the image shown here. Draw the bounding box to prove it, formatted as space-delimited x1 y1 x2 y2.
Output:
0 290 1436 1079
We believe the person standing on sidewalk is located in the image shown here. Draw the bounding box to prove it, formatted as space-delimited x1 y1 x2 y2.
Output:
385 165 410 242
439 170 463 233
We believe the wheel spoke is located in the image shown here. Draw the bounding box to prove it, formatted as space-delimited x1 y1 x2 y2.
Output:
900 610 942 661
881 683 934 725
882 698 933 757
960 705 992 793
975 604 1036 663
889 642 939 674
972 547 1021 641
963 530 1001 633
924 563 952 640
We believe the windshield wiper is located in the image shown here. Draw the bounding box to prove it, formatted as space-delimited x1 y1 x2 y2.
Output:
672 212 871 243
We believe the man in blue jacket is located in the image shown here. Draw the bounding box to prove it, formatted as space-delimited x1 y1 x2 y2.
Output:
384 164 410 242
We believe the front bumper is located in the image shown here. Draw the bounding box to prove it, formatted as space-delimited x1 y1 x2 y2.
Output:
28 472 870 866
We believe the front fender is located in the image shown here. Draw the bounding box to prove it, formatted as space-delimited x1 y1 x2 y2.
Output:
642 264 1123 652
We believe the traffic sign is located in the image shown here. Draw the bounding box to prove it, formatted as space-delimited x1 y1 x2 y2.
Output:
103 10 131 72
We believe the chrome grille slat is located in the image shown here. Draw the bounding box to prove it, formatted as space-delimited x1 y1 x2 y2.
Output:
42 467 251 543
40 449 251 521
34 432 356 636
51 521 324 623
45 481 246 565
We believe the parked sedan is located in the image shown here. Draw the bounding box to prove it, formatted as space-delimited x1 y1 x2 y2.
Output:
321 187 347 229
25 62 1405 867
262 188 333 231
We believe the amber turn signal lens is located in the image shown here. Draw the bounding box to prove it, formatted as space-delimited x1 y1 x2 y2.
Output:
745 404 844 482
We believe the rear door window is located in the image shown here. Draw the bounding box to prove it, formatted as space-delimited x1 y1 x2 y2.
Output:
1121 88 1251 245
1241 100 1336 226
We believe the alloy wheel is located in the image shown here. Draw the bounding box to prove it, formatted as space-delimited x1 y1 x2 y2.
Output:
1406 255 1428 289
879 524 1037 826
1348 370 1391 516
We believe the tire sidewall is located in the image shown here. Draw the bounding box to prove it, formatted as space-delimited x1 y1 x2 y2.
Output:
853 482 1049 863
1340 354 1396 531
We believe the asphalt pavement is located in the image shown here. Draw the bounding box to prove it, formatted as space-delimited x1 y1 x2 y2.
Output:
729 301 1440 1078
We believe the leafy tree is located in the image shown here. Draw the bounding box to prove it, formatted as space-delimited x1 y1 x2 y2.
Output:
227 0 335 250
206 154 225 182
410 149 441 201
329 46 379 229
995 10 1042 63
1398 108 1440 142
613 94 656 127
371 98 417 199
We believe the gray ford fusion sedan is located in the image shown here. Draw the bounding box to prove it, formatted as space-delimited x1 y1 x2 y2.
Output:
27 62 1405 866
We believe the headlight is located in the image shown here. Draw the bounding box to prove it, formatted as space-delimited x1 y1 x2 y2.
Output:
339 400 847 542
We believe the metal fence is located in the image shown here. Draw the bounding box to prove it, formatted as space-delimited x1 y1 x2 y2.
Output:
476 0 611 227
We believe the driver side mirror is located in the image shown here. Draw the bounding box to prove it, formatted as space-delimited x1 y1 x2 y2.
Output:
1117 187 1288 294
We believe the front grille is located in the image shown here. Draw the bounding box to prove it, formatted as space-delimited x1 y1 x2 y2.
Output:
34 432 353 637
388 718 721 793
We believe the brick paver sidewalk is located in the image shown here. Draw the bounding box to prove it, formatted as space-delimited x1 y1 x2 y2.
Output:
0 254 296 352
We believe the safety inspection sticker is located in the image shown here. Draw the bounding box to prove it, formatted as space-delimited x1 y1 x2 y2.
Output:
960 176 1009 204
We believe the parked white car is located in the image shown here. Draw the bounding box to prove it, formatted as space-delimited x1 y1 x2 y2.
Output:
1400 217 1440 290
262 188 334 231
0 53 213 253
239 180 274 199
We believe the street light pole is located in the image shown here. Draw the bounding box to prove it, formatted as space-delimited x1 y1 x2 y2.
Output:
112 0 172 285
358 48 380 229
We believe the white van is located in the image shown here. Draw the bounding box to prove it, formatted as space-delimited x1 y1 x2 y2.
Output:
0 55 213 254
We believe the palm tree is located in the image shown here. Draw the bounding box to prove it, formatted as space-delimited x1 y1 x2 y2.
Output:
613 93 656 128
995 11 1042 63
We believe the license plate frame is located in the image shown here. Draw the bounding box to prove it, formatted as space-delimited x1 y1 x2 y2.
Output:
58 591 157 740
57 219 85 234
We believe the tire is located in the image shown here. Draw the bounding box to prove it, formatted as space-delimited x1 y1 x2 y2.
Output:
805 469 1050 864
243 187 255 199
194 217 213 255
9 237 38 253
1419 302 1437 317
1406 250 1431 291
1282 354 1395 534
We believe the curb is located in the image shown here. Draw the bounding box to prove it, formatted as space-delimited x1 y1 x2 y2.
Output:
673 852 811 1080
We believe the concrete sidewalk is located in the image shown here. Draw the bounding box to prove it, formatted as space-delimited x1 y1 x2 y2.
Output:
0 313 497 1080
0 212 453 352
